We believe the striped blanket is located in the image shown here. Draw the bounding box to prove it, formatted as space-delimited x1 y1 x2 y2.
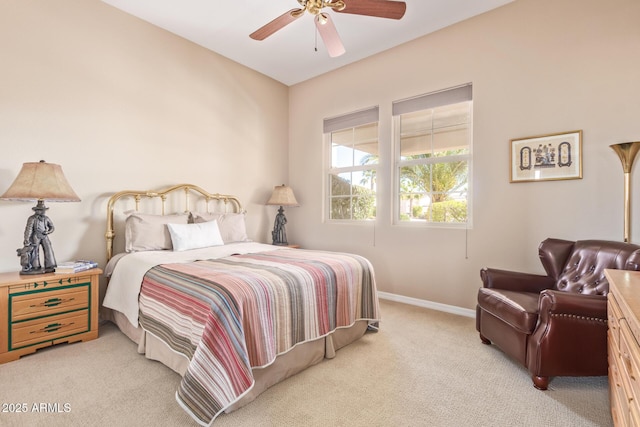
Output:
138 249 379 425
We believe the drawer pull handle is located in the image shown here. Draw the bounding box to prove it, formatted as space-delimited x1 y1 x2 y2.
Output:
31 322 74 334
31 297 75 308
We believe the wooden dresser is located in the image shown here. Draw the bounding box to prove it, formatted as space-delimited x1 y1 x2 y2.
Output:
606 268 640 426
0 268 102 364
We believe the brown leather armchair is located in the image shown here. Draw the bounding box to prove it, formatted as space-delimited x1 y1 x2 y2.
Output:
476 238 640 390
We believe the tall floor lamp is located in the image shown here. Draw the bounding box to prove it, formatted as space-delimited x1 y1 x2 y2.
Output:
266 184 299 246
0 160 80 274
610 142 640 243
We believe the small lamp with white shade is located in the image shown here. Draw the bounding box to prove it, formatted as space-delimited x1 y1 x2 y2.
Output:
266 184 299 246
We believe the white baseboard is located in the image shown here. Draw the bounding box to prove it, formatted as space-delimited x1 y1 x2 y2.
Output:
377 291 475 318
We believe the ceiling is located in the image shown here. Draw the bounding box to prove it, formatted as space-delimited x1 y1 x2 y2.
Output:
101 0 514 86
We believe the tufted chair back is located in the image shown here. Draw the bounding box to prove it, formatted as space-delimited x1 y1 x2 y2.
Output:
538 238 640 296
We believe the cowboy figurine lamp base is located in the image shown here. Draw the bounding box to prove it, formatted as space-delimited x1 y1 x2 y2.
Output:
272 205 289 246
18 200 57 275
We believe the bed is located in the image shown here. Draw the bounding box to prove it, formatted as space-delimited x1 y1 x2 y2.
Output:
101 184 380 426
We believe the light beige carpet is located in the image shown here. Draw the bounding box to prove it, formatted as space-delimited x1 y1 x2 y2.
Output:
0 300 611 427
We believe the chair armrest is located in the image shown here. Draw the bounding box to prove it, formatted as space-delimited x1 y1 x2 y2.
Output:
480 268 555 293
538 289 607 319
528 290 608 378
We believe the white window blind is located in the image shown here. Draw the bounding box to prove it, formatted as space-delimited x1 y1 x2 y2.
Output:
324 106 379 133
392 84 472 116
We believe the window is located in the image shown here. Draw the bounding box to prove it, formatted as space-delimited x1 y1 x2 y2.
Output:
393 84 472 225
324 107 379 221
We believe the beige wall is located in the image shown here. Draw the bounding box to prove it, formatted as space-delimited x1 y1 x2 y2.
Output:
288 0 640 310
0 1 289 272
2 0 639 314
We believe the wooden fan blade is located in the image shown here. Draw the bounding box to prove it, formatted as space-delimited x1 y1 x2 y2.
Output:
315 13 346 57
336 0 406 20
250 8 304 40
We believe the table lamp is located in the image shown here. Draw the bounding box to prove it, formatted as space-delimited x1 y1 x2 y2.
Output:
0 160 81 274
266 184 299 245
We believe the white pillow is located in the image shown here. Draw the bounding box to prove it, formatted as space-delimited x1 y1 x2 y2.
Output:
124 212 189 252
191 212 251 243
167 221 224 251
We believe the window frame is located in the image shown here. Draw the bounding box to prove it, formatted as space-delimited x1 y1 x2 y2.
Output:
323 106 380 223
392 84 473 228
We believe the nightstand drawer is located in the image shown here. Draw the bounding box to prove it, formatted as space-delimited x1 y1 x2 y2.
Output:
11 310 89 349
11 286 89 322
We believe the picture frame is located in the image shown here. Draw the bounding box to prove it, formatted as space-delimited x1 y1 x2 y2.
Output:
509 130 582 183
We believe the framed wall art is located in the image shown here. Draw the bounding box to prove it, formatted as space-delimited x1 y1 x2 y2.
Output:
510 130 582 183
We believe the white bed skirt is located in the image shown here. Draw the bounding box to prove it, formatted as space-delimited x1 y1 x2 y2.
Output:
107 309 369 413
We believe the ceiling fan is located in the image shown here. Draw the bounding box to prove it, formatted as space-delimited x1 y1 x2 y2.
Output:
250 0 407 58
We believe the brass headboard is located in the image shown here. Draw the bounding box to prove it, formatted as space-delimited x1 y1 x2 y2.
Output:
105 183 243 261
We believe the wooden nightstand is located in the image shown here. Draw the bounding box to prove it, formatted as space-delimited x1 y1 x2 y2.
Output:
0 268 102 364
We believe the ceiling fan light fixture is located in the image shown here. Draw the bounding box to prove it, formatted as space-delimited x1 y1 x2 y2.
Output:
317 13 328 25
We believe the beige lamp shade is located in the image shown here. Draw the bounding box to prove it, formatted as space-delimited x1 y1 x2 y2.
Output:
0 160 80 202
266 185 299 207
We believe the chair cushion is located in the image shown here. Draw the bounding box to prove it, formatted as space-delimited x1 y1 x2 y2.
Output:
477 288 539 334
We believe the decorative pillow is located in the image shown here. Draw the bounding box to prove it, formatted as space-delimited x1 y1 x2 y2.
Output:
191 212 251 243
124 212 189 252
167 221 224 251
